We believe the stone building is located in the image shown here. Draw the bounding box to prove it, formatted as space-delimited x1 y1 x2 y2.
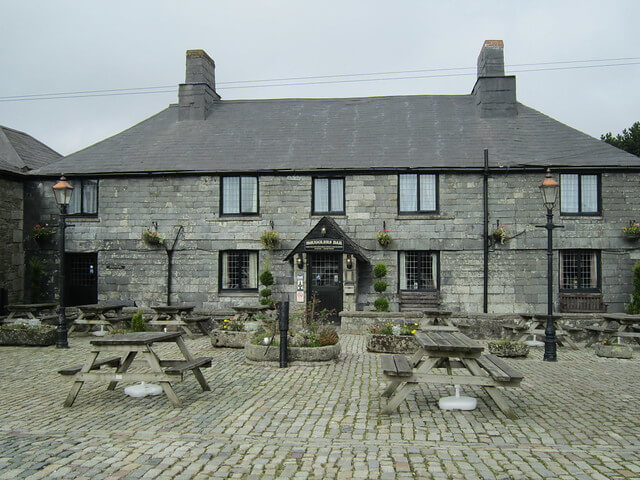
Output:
33 41 640 319
0 126 61 310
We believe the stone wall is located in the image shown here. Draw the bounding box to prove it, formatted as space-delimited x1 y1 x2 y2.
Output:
0 177 24 304
27 170 639 313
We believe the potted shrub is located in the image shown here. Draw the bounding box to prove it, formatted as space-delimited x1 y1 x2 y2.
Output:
142 228 164 246
260 230 280 250
488 339 529 357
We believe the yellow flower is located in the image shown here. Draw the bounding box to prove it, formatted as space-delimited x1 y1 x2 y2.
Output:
411 329 417 334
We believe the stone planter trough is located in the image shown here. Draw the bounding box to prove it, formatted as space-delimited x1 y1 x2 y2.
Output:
245 342 341 362
0 324 56 346
366 334 418 354
210 330 250 348
595 343 633 359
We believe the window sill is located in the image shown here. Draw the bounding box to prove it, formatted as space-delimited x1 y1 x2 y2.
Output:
207 216 262 222
395 215 453 220
218 291 259 297
65 216 101 223
559 215 602 220
311 214 347 218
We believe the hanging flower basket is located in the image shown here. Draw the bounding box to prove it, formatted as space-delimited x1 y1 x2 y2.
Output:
376 230 392 247
142 229 164 246
491 226 508 244
260 230 280 250
622 221 640 241
31 224 56 245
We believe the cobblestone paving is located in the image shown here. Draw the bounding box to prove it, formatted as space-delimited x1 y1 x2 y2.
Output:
1 334 639 479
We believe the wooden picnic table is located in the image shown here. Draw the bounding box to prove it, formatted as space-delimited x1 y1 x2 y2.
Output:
59 331 212 407
421 310 458 331
381 331 523 419
5 303 58 323
149 304 207 338
584 313 640 346
68 303 129 334
501 314 579 349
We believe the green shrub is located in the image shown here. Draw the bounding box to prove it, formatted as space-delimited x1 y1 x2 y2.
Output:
374 280 388 293
374 297 390 312
373 263 387 278
259 269 274 287
370 323 394 335
130 309 146 332
260 288 272 297
260 297 275 307
628 261 640 314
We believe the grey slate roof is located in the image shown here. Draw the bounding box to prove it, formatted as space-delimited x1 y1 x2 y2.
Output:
0 126 62 174
35 94 639 176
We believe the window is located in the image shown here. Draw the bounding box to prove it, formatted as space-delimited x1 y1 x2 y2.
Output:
560 250 600 292
313 177 344 214
398 174 437 213
221 176 258 215
220 251 258 291
560 174 600 215
399 251 439 290
68 179 98 215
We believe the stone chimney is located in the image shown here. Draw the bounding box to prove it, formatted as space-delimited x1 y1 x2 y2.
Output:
178 50 220 121
471 40 517 117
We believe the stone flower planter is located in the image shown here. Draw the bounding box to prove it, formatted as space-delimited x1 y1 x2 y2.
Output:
366 334 418 354
595 343 633 359
245 342 341 362
0 324 56 346
210 330 249 348
488 340 529 357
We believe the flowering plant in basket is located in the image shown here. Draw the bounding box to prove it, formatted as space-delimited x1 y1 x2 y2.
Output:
376 229 392 247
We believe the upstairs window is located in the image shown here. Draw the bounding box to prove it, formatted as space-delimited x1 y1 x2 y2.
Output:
560 174 600 215
398 174 437 214
313 177 345 214
560 250 600 292
399 251 439 291
220 250 258 291
68 179 98 215
221 176 258 215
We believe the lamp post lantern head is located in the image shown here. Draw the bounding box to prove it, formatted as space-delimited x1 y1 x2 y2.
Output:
539 169 559 211
52 175 74 207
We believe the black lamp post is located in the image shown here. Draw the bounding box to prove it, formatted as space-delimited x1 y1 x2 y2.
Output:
537 169 561 362
52 176 74 349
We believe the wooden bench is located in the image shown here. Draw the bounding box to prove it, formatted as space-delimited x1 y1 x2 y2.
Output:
476 354 524 384
58 356 122 376
501 323 528 339
584 325 618 346
609 331 640 345
381 354 413 377
164 356 212 375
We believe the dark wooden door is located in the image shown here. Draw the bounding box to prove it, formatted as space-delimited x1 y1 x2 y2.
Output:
64 253 98 306
308 253 342 323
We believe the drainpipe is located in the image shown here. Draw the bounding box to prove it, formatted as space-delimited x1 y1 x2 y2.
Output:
166 226 184 306
483 149 489 314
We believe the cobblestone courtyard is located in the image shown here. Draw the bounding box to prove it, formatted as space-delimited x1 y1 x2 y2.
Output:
1 334 639 479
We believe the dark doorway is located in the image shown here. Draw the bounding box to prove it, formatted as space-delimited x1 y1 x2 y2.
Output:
64 253 98 306
308 253 342 323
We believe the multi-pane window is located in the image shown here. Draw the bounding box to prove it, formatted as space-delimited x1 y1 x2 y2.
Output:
560 250 600 292
221 176 258 215
398 174 437 213
399 251 438 290
313 177 345 214
67 179 98 215
560 174 599 215
220 251 258 291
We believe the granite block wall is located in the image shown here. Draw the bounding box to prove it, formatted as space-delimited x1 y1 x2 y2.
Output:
0 178 24 304
27 169 639 313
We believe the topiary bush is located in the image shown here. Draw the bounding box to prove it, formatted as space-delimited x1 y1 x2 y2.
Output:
374 280 388 293
374 297 390 312
373 262 389 311
373 263 388 278
259 261 275 308
627 261 640 314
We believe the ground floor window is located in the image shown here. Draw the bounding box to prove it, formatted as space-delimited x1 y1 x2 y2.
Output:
220 250 258 291
560 249 600 292
399 251 438 290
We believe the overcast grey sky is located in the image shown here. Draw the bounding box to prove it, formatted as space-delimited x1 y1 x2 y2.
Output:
1 0 639 156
